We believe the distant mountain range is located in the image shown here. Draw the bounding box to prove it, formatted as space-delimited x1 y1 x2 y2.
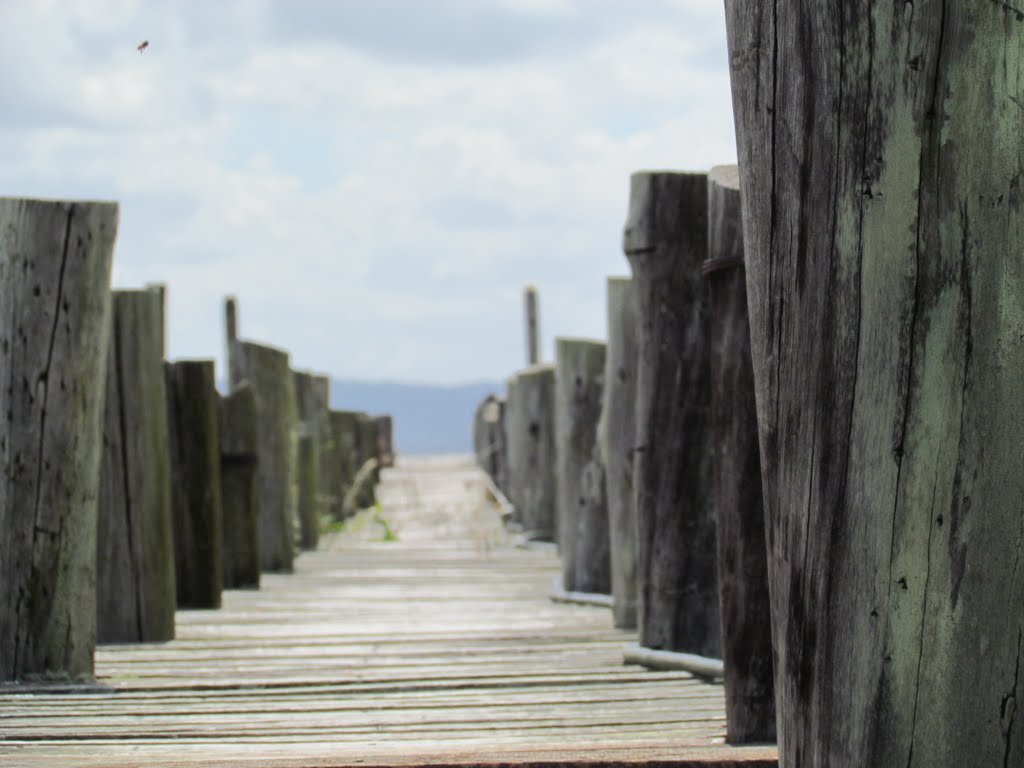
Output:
329 379 504 456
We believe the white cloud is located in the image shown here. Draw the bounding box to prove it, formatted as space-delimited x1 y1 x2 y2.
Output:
0 0 736 384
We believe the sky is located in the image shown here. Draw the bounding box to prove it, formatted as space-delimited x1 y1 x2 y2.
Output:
0 0 737 385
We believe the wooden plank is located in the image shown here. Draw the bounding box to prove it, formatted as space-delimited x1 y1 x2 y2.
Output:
0 456 774 767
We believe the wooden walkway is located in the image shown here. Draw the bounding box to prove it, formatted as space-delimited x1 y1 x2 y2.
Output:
0 456 777 767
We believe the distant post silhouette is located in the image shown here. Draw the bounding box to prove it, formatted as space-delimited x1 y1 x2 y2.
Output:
524 285 539 365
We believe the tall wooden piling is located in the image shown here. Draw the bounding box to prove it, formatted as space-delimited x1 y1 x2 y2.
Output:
598 277 639 629
293 370 327 551
224 296 241 390
554 338 609 595
725 5 1024 764
624 171 720 659
505 364 557 542
473 394 507 490
0 198 117 682
165 360 223 609
325 409 362 519
96 289 176 644
232 341 297 572
374 414 394 468
220 383 260 589
704 165 774 744
524 285 540 365
145 282 167 357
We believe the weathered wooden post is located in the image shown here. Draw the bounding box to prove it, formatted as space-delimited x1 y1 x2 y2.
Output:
165 360 223 609
311 374 334 518
232 341 297 572
473 394 507 487
704 165 774 744
0 199 116 682
96 289 176 644
505 364 557 542
725 5 1024 764
624 171 720 659
293 370 327 551
220 383 260 589
374 414 394 468
224 296 241 390
597 276 639 629
145 282 167 356
524 285 540 365
554 338 610 595
326 409 362 518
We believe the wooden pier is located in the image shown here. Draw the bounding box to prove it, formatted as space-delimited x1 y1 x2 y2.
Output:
0 456 776 768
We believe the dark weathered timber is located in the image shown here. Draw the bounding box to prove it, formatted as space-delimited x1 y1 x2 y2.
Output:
224 297 241 390
597 276 640 630
355 412 380 485
96 289 176 645
504 364 557 542
554 338 610 595
145 282 167 357
293 371 327 551
725 5 1024 766
219 383 260 589
165 360 223 609
311 374 334 516
325 409 362 519
524 284 540 365
374 414 395 468
0 199 117 682
232 340 297 572
624 172 720 659
473 394 507 489
705 166 775 745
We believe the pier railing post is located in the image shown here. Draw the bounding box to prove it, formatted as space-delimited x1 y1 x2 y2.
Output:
554 338 610 595
598 277 640 629
220 382 261 589
623 171 720 659
97 289 176 644
0 198 117 682
704 165 775 744
165 359 223 609
726 4 1024 763
505 365 557 542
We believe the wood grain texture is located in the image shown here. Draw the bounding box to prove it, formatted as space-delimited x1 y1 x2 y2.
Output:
293 370 326 551
166 359 223 609
223 296 240 390
554 337 610 595
623 172 720 660
232 340 297 572
0 198 117 682
97 289 176 644
524 284 540 365
324 409 362 520
598 277 640 630
0 455 775 767
705 166 774 745
505 365 557 542
220 383 261 589
725 4 1024 765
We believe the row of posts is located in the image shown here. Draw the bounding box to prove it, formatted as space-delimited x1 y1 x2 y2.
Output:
0 198 393 682
472 166 773 745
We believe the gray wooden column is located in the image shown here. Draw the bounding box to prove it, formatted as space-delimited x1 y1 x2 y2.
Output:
165 359 223 609
312 374 333 518
554 338 610 595
326 409 362 519
0 198 117 682
598 276 640 629
293 370 326 552
145 282 167 357
705 165 774 744
224 296 241 390
524 285 540 365
96 289 176 644
232 341 297 572
374 414 394 468
505 364 557 542
725 5 1024 765
220 383 260 589
624 171 720 659
473 394 507 488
